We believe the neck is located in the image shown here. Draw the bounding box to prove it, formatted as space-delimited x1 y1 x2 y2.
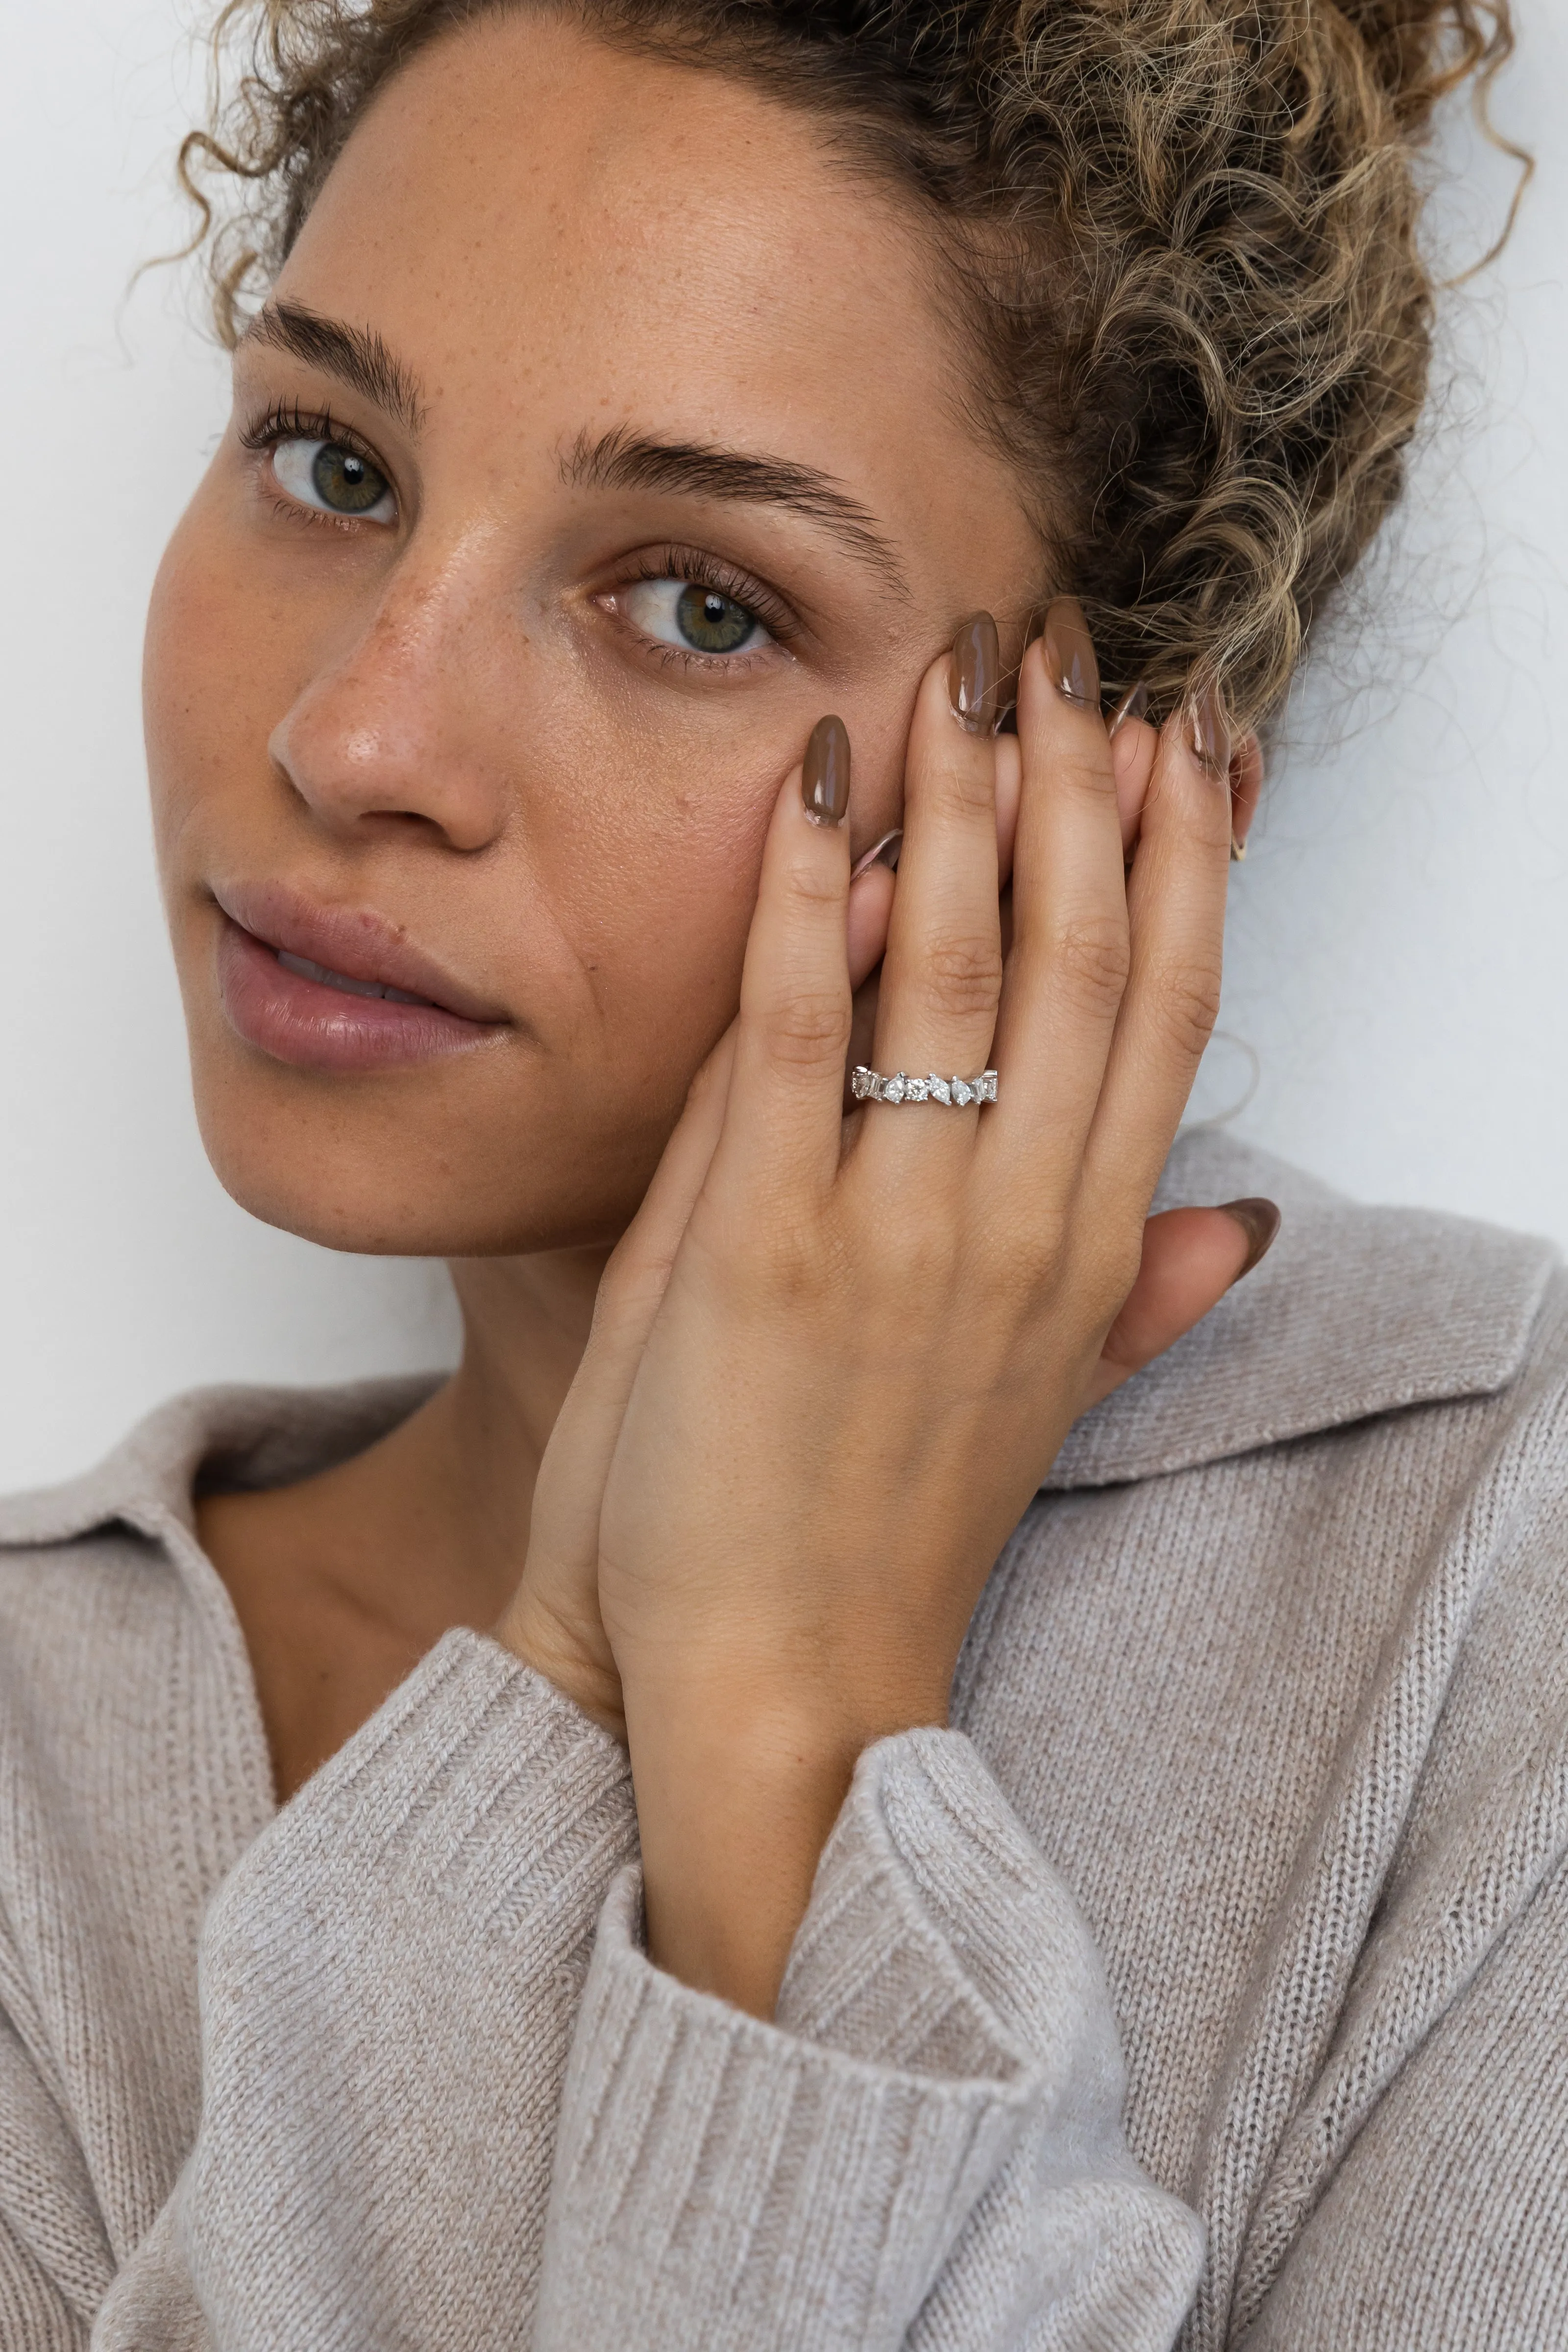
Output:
416 1246 609 1612
257 1244 609 1638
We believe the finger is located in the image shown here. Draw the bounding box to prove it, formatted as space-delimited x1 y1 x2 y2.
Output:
996 732 1022 884
606 1025 736 1325
842 725 1014 1032
1111 715 1158 859
1085 698 1232 1201
1229 730 1265 852
527 1025 738 1570
867 615 1004 1125
984 599 1129 1171
720 717 854 1200
846 859 896 991
1082 1201 1279 1407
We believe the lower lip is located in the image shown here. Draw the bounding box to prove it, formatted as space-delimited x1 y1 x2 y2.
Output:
215 918 501 1071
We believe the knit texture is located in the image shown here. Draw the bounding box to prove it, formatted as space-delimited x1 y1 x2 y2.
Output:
0 1132 1564 2349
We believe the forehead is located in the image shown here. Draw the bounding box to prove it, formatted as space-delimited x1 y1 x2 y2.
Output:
273 11 1015 540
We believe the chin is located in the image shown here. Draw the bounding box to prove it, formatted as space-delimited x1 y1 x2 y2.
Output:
187 1040 671 1260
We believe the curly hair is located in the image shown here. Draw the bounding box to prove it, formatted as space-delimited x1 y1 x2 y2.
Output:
177 0 1523 732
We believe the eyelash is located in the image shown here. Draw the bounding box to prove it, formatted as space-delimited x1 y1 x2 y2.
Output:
238 401 393 526
236 412 798 660
612 544 798 659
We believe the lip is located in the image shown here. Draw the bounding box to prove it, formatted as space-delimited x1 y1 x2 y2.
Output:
211 879 508 1072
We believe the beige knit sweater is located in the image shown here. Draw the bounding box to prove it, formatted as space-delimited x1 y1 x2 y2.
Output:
2 1130 1566 2351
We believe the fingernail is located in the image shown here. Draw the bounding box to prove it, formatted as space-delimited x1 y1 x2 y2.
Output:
1221 1197 1281 1284
1109 680 1149 735
1042 596 1100 709
1189 685 1230 776
802 715 851 826
949 612 1000 735
850 827 902 878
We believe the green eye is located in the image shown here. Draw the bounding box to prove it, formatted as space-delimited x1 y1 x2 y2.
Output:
311 443 390 514
622 574 770 658
271 436 397 523
675 584 757 654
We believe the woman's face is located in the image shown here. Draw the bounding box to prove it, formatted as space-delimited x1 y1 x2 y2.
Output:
145 9 1042 1254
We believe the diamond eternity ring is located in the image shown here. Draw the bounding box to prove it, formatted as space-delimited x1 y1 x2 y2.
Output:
851 1067 998 1106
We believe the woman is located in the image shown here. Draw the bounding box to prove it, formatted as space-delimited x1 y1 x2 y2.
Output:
2 0 1560 2343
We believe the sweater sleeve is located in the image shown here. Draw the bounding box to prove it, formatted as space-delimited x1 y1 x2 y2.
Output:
83 1635 1198 2350
92 1627 637 2351
535 1726 1203 2352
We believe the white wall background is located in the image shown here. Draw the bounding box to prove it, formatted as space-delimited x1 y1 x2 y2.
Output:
2 0 1565 1493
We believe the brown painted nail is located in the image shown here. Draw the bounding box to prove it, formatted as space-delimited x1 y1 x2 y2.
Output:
1190 685 1231 776
1220 1197 1281 1284
850 828 902 878
1109 680 1149 735
802 715 851 826
950 612 1000 735
1042 596 1100 709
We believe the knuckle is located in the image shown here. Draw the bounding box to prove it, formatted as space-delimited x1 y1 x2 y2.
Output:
784 854 846 912
1150 953 1224 1061
1051 913 1131 1019
765 987 851 1072
1056 743 1116 803
934 750 998 822
759 1214 830 1301
923 929 1004 1021
988 1210 1070 1304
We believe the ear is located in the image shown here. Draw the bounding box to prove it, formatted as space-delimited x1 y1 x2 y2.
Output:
1228 732 1265 851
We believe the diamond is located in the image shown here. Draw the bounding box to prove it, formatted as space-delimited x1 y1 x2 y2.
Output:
883 1073 906 1103
978 1071 998 1102
928 1075 952 1104
903 1076 930 1102
952 1078 974 1106
851 1066 875 1100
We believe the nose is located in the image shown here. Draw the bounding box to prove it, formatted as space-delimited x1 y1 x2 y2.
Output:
268 543 511 853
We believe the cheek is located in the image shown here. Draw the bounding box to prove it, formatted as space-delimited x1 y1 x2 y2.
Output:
526 658 921 1082
529 705 780 1066
143 492 281 884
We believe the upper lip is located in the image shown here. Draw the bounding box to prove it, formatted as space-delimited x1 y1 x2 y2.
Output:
211 878 509 1025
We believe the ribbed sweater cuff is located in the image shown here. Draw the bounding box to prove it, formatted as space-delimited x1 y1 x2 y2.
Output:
536 1728 1059 2352
232 1624 635 1918
178 1630 637 2350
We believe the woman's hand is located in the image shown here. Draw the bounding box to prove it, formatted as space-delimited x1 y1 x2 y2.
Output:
504 602 1270 2014
501 859 901 1743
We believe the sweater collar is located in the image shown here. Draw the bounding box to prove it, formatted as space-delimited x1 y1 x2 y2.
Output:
0 1134 1557 1545
1045 1128 1557 1489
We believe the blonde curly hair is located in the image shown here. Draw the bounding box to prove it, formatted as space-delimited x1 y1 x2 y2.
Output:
178 0 1522 731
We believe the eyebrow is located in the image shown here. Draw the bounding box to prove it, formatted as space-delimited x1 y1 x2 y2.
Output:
240 301 428 437
562 424 911 600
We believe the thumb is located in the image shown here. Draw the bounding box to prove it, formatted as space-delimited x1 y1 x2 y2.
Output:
1085 1199 1280 1408
500 1027 737 1732
537 1022 739 1525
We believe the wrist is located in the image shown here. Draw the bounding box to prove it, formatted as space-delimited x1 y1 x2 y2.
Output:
494 1582 627 1743
623 1666 944 2018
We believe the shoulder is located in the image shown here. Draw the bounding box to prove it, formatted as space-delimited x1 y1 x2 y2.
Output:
0 1376 436 1845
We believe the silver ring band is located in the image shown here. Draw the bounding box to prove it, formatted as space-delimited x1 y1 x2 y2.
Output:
851 1067 998 1106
